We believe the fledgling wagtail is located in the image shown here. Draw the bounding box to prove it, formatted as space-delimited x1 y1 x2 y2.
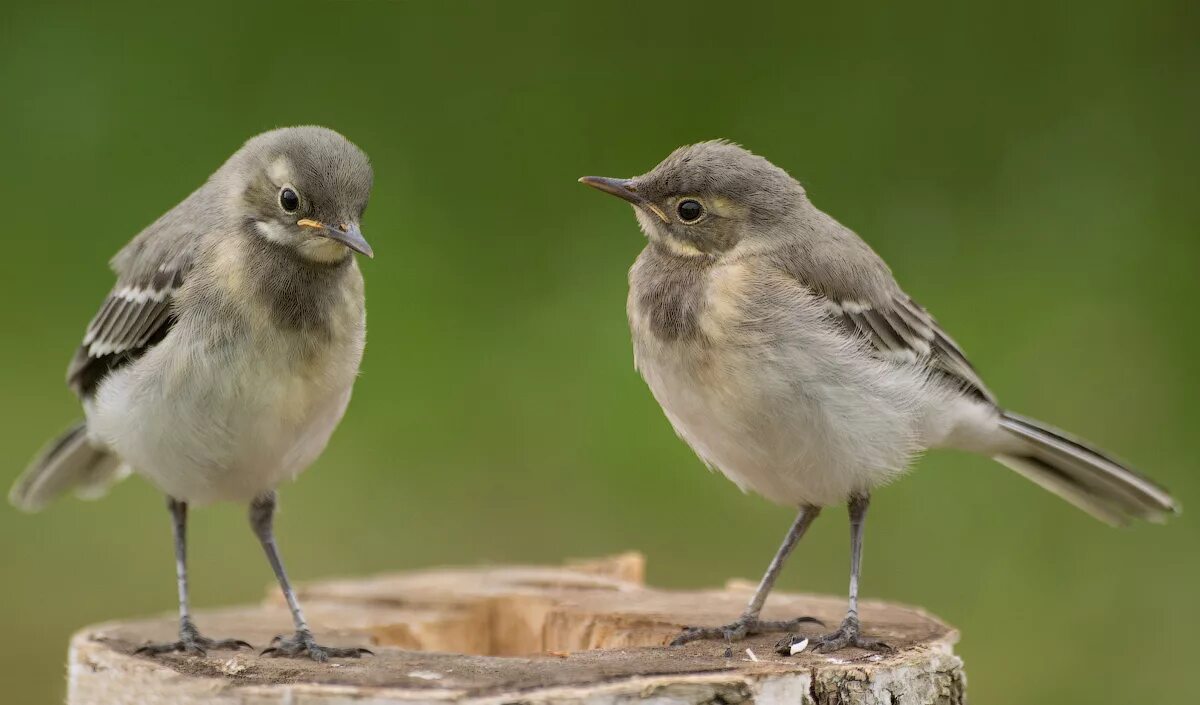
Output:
10 126 376 661
580 141 1179 652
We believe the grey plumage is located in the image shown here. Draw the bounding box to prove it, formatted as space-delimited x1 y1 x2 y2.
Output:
9 422 127 511
996 412 1175 525
11 126 376 661
629 246 711 342
581 140 1178 651
14 126 372 509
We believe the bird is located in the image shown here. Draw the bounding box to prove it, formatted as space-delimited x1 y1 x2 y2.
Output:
579 141 1179 652
9 126 377 661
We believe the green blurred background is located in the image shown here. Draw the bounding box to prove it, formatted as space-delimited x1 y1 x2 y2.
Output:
1 1 1196 702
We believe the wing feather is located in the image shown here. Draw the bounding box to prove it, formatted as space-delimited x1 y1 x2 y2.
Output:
68 276 189 397
68 254 198 399
64 178 217 399
830 295 995 403
767 218 996 404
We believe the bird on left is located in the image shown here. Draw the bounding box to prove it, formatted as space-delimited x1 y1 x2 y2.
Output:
9 126 376 662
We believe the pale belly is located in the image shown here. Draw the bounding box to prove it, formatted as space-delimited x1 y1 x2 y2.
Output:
638 346 877 506
629 267 938 508
89 329 359 505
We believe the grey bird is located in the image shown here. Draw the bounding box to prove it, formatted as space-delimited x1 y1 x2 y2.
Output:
580 141 1179 652
10 126 376 661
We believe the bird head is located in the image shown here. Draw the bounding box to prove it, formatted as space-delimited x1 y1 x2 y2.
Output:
580 140 804 256
228 126 374 263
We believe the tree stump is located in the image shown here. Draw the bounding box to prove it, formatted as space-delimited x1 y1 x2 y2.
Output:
68 554 965 704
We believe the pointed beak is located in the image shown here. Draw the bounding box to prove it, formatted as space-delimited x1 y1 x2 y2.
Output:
297 219 374 258
578 176 669 223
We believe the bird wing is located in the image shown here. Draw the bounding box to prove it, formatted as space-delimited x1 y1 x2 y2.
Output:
822 293 996 404
769 226 997 404
66 198 207 399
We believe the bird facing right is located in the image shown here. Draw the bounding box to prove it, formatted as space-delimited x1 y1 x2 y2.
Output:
580 141 1179 652
10 126 376 662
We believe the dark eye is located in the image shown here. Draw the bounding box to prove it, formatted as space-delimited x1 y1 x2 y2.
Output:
677 199 704 223
279 187 300 213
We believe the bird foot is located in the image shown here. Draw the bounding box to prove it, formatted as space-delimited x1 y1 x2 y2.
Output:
670 614 823 646
260 630 373 662
134 620 252 657
802 615 892 653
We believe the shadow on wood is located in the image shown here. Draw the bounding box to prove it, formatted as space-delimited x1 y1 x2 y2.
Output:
68 553 964 704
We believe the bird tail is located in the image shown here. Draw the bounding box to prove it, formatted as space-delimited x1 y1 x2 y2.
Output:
993 411 1179 526
9 421 129 512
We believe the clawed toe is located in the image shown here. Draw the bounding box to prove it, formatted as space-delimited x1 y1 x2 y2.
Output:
210 638 253 651
260 630 373 662
670 615 823 646
135 641 203 657
807 617 892 654
134 626 252 657
812 633 892 653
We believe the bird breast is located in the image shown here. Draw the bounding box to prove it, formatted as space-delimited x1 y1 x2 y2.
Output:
89 241 366 505
627 247 931 507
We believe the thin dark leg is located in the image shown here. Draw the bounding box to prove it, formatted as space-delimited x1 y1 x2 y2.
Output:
250 492 311 634
671 505 824 646
810 493 891 653
744 505 821 618
251 492 372 662
134 497 251 656
847 492 866 621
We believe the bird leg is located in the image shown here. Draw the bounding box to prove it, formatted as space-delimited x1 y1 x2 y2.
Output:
250 492 372 662
134 497 252 656
671 505 824 646
809 493 891 653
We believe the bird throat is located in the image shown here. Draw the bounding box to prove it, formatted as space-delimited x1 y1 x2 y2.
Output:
631 244 714 343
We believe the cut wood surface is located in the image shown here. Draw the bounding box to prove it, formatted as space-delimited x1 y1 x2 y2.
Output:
68 554 965 705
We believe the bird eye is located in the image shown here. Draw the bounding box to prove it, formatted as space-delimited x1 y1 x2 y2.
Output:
677 199 704 223
279 187 300 213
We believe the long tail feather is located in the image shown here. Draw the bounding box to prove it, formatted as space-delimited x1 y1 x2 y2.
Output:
994 412 1179 526
9 422 128 512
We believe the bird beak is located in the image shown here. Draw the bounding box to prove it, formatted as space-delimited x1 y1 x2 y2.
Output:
297 219 374 258
578 176 669 223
